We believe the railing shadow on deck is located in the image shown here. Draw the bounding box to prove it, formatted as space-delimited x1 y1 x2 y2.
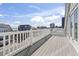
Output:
14 34 52 56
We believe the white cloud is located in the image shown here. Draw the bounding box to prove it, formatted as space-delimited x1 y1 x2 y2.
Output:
15 21 21 24
45 15 62 26
45 15 60 21
14 6 64 18
31 16 44 22
12 6 65 27
3 21 20 29
0 14 11 17
0 14 3 16
29 5 40 10
11 21 22 28
29 6 65 17
31 15 62 27
31 16 45 27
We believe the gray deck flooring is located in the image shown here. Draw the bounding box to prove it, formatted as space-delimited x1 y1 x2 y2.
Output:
32 28 78 56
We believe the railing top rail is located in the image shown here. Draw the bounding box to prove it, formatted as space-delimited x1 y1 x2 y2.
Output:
0 29 49 36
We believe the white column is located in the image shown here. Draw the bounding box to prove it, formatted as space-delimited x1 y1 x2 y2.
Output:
72 12 75 40
77 4 79 42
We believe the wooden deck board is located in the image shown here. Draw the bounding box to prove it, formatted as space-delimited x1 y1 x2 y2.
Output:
32 28 78 56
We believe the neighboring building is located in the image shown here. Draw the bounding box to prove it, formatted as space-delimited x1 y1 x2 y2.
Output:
62 17 65 28
37 26 47 29
65 3 78 42
0 24 12 32
18 25 31 31
50 23 55 28
0 24 12 46
50 23 55 34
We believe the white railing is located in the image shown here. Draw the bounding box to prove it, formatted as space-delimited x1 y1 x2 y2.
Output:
0 29 50 56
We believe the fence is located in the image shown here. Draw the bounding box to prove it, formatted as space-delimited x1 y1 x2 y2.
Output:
0 29 50 56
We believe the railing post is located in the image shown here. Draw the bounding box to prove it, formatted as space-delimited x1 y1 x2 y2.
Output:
13 34 15 52
17 33 18 49
8 35 11 53
20 33 22 47
22 33 24 46
3 35 6 56
30 29 33 46
24 33 26 46
24 33 25 45
25 32 27 46
20 33 21 47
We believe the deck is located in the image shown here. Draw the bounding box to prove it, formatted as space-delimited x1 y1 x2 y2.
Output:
32 28 78 56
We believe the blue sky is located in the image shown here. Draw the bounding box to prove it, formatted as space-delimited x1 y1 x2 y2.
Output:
0 3 65 28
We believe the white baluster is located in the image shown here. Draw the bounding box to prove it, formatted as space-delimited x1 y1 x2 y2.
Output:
17 34 18 49
20 33 21 48
22 33 24 46
8 35 11 53
24 33 26 46
13 34 15 52
3 35 6 56
30 30 33 46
